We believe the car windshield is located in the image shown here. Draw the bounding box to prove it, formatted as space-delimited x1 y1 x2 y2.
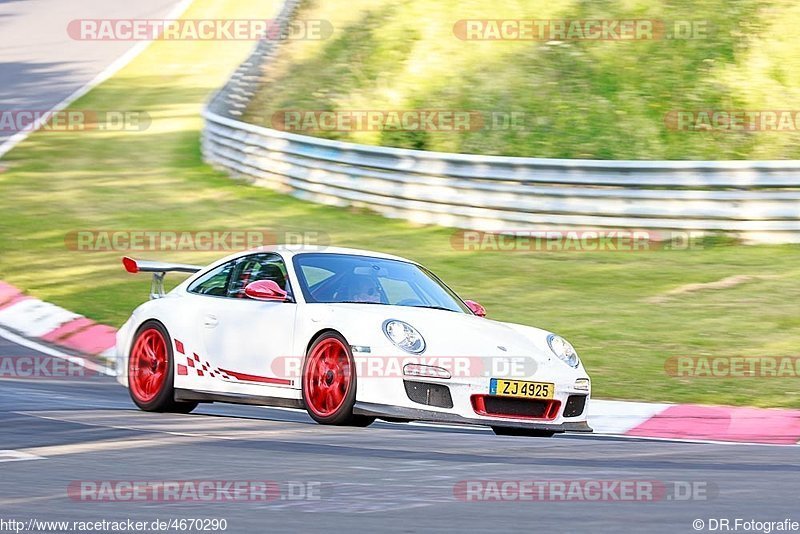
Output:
292 253 469 312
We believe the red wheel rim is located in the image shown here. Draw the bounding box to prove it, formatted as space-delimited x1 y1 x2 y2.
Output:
303 337 352 417
129 328 169 403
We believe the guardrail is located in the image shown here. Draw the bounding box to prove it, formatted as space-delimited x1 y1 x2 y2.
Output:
206 0 300 119
202 2 800 244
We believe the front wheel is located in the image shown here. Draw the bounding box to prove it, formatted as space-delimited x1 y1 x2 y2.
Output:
128 320 198 414
492 426 556 438
302 332 374 427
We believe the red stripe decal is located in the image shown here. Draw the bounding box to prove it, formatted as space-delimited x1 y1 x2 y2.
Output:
219 369 292 386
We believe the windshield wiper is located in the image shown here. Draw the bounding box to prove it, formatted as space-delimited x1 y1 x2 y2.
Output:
406 305 459 312
332 301 459 312
334 301 388 305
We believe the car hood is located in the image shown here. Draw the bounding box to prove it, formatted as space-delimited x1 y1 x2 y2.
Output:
308 303 561 366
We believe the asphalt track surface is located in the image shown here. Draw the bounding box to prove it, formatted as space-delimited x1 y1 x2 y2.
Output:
0 0 182 144
1 335 799 533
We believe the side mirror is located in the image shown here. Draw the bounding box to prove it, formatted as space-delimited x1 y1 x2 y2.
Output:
465 299 486 317
244 280 287 302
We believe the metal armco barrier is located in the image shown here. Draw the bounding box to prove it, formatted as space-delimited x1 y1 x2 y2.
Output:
202 0 800 244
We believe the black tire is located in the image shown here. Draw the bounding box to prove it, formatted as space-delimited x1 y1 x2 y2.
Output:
128 320 198 414
301 331 374 427
492 426 556 438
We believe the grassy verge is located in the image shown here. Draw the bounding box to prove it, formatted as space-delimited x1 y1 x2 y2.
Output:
1 0 800 407
245 0 800 159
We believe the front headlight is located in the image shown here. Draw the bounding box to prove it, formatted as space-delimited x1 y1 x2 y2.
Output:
383 320 426 354
547 334 580 368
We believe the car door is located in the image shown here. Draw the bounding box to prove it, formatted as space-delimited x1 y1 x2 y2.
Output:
186 252 298 391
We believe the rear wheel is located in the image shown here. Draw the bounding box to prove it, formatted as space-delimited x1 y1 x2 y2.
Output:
302 332 374 427
492 426 556 438
128 320 198 414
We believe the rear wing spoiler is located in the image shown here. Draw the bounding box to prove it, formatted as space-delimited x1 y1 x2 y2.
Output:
122 257 203 300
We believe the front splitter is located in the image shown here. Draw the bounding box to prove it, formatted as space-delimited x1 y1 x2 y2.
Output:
354 401 593 432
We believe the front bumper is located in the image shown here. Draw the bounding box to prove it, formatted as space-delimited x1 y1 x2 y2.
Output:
354 401 593 433
356 368 591 430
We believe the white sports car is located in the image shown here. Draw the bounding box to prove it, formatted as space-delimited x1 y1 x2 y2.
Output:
117 246 592 436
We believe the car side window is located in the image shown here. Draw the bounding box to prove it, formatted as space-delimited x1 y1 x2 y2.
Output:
227 253 291 299
187 261 235 296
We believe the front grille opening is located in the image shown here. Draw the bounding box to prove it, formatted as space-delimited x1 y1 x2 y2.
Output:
472 395 560 420
404 380 454 409
563 395 587 418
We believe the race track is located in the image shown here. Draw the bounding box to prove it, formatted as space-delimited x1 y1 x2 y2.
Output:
0 0 183 146
1 336 798 533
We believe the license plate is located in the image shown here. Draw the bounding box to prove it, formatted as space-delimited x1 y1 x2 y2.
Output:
490 378 554 400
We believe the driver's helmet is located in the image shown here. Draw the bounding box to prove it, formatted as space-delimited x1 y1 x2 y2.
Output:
347 275 382 303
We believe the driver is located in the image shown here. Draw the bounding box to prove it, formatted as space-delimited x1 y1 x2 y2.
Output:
348 275 382 303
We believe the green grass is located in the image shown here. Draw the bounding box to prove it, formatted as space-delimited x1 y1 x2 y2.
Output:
245 0 800 159
2 0 800 408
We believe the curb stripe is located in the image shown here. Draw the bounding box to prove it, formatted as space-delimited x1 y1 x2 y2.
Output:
0 326 114 376
0 294 30 311
587 399 671 435
0 299 80 337
57 324 117 355
625 404 800 445
41 317 95 343
0 282 23 304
